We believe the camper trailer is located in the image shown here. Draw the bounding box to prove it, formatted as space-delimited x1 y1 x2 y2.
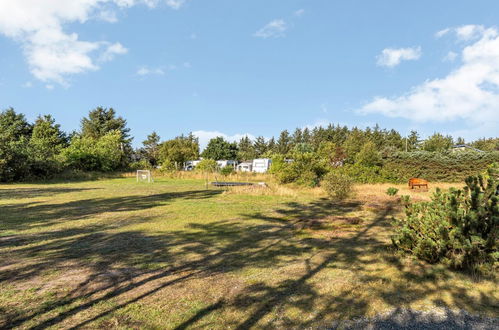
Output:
252 158 271 173
216 160 237 169
237 162 253 172
183 160 201 171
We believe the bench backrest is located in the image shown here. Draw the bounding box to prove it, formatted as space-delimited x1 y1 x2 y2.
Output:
408 178 428 186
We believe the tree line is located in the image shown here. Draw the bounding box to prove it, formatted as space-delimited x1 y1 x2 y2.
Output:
1 106 498 182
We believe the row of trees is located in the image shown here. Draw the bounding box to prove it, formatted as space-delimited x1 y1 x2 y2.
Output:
1 106 499 182
0 107 130 181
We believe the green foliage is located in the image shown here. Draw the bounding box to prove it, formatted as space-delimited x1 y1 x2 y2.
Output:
81 107 131 142
381 151 499 182
338 164 383 184
272 152 327 187
63 131 125 172
237 136 256 161
343 129 368 162
129 159 153 171
276 130 292 155
80 107 132 168
28 115 67 177
196 159 218 172
141 131 161 166
392 168 499 274
220 166 234 176
386 187 399 196
321 171 354 200
0 108 32 182
253 136 268 157
472 138 499 152
202 137 238 160
422 133 454 152
355 141 382 167
159 134 199 169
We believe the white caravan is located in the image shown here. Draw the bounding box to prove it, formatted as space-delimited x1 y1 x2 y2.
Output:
252 158 271 173
216 160 237 168
237 162 253 172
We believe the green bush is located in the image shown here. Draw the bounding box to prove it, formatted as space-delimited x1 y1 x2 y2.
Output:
338 164 383 184
195 159 218 172
381 151 499 183
129 159 152 171
272 152 327 187
220 166 234 176
386 187 399 196
321 171 354 200
392 167 499 274
62 131 125 172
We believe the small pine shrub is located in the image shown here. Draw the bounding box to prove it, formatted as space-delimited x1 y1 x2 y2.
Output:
220 166 234 176
321 171 354 200
392 166 499 275
386 187 399 196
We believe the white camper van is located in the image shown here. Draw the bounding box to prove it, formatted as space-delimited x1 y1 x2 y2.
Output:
252 158 271 173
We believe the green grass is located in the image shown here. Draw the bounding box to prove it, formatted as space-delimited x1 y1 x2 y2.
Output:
0 178 497 329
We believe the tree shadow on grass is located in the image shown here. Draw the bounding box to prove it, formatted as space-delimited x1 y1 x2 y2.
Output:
0 187 100 200
0 189 221 231
0 194 496 329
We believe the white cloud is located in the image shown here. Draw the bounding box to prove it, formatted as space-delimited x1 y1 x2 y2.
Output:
0 0 183 86
360 25 499 136
165 0 186 9
443 51 458 62
455 24 485 41
98 10 119 23
435 28 450 38
99 42 128 62
254 19 287 39
376 47 422 67
294 9 305 17
137 66 165 76
192 131 257 151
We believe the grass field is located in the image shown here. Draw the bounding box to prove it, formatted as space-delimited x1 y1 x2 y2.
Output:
0 178 497 329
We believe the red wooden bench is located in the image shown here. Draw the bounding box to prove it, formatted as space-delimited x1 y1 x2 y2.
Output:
408 178 429 190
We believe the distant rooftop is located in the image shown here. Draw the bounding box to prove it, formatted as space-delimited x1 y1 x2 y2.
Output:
451 144 485 152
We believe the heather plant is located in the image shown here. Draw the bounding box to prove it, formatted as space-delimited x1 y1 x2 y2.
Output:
321 171 354 200
392 167 499 274
386 187 399 196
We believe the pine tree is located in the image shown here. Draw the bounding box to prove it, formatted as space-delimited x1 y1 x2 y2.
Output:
276 130 291 155
254 136 268 157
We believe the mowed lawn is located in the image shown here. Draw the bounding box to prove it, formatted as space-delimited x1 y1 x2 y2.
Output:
0 178 497 329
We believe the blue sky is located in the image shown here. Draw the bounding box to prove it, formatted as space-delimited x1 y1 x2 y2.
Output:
1 0 498 148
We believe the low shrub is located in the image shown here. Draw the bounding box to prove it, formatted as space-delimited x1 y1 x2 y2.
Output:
272 152 327 187
386 187 399 196
195 159 218 172
392 166 499 275
321 171 354 200
220 166 234 176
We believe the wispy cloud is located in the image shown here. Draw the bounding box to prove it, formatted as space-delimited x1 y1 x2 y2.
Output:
99 42 128 62
254 19 287 39
294 9 305 17
137 66 165 76
443 51 458 62
376 47 422 67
